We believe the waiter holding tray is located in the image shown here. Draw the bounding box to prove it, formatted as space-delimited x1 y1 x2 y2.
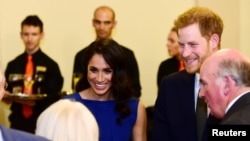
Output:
4 15 63 133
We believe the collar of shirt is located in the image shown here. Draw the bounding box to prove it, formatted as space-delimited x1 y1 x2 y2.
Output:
195 73 200 111
225 90 250 113
0 128 3 141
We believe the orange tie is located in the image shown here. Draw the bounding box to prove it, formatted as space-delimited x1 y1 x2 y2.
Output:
22 55 34 118
179 60 185 71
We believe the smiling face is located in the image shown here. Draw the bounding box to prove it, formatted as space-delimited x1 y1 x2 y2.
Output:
178 23 214 74
87 54 113 97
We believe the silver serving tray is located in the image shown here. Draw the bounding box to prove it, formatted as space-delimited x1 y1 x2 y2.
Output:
4 93 47 100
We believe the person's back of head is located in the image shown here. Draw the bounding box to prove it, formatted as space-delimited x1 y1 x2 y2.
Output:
36 99 99 141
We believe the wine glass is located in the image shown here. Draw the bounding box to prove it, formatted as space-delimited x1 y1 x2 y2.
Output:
35 74 44 94
8 74 24 94
23 74 34 94
72 72 83 91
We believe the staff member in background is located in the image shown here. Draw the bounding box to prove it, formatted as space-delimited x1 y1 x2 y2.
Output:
157 26 184 90
4 15 63 133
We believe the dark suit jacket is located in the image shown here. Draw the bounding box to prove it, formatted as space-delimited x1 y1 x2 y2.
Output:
152 70 198 141
202 114 221 141
202 94 250 141
157 56 180 89
222 92 250 124
73 39 141 97
0 125 49 141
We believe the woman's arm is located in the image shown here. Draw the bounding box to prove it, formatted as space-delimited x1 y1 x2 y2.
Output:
132 100 147 141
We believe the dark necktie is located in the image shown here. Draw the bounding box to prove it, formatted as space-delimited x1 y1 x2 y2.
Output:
196 94 207 141
22 55 34 118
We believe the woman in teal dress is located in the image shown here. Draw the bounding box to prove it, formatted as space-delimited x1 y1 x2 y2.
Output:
64 39 147 141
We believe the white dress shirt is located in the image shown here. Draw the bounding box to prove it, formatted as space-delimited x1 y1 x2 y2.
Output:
194 73 200 111
0 129 3 141
225 90 250 113
195 73 210 115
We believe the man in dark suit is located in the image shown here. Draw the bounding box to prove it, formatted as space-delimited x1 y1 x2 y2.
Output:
146 26 183 141
0 68 50 141
152 6 224 141
199 48 250 124
73 5 141 98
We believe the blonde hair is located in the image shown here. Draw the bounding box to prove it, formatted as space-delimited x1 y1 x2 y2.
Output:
36 99 99 141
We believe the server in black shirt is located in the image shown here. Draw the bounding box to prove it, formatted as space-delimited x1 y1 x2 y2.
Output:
4 15 63 133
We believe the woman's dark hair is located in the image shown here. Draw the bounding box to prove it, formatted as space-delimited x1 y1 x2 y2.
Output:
76 39 134 124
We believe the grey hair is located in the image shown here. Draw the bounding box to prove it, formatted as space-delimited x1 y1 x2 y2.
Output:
217 59 250 86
